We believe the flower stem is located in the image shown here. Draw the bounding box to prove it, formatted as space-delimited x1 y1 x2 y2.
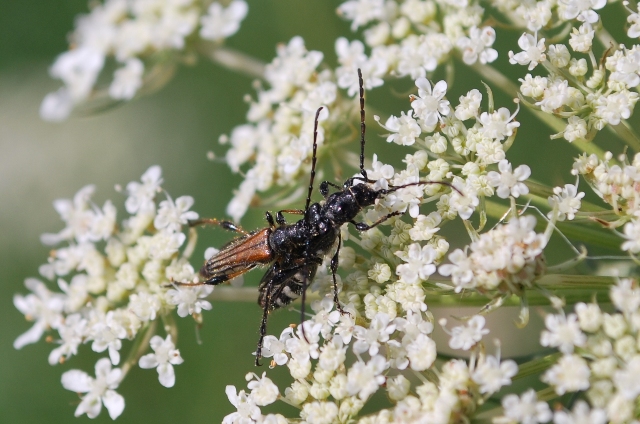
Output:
202 45 266 79
513 352 562 380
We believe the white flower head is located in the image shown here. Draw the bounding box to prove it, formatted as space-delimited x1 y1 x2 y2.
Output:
500 389 552 424
246 372 279 406
508 33 546 70
446 315 489 350
374 111 421 146
410 78 450 131
125 166 163 214
457 26 498 65
487 160 531 199
394 243 437 284
109 58 144 100
139 335 183 388
61 358 124 419
471 355 518 394
200 0 249 41
540 313 586 354
346 355 388 400
542 354 591 394
13 278 65 349
154 194 199 233
223 386 261 424
166 285 213 317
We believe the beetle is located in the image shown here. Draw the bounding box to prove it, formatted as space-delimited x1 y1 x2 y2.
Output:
176 69 455 365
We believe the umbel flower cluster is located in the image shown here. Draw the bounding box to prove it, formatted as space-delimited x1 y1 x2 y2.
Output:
15 0 640 422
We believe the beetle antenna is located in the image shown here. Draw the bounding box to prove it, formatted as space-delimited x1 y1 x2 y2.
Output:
385 180 463 196
305 107 323 212
358 68 368 181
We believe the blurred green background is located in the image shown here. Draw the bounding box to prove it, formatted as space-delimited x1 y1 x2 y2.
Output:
1 1 632 423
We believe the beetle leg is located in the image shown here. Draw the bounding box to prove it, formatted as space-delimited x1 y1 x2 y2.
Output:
329 232 347 315
350 210 403 232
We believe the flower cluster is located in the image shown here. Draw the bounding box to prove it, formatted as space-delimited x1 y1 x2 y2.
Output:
13 166 208 419
439 215 548 294
40 0 248 121
504 1 639 142
572 151 640 253
224 299 517 423
495 278 640 424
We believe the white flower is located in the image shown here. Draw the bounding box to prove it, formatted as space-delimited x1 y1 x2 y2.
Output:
548 183 584 221
128 292 162 322
542 354 591 394
13 278 65 349
109 58 144 100
318 336 347 372
148 230 186 260
90 310 127 365
560 0 606 23
613 355 640 399
166 285 213 317
548 44 571 68
457 26 498 65
406 333 437 371
575 302 602 332
374 111 421 146
48 313 88 365
139 335 183 388
447 315 489 350
40 87 74 121
246 372 279 406
410 78 450 131
154 195 199 232
285 321 321 363
300 400 339 424
553 400 606 424
455 89 482 121
395 243 437 284
223 386 262 424
627 3 640 38
439 248 475 292
472 355 518 394
49 46 105 101
387 374 411 401
611 278 640 315
125 165 163 214
61 358 124 419
353 312 396 356
593 90 638 126
261 327 294 366
337 0 385 30
500 389 552 424
448 182 480 220
200 0 248 41
621 219 640 253
509 33 546 70
487 160 531 198
478 107 520 141
540 313 586 354
569 23 594 53
563 116 587 143
346 355 388 400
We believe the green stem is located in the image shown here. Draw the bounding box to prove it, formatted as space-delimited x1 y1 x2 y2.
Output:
201 45 266 79
121 319 157 375
513 352 562 380
610 121 640 152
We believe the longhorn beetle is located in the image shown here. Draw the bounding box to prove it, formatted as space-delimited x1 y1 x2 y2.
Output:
175 69 456 366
